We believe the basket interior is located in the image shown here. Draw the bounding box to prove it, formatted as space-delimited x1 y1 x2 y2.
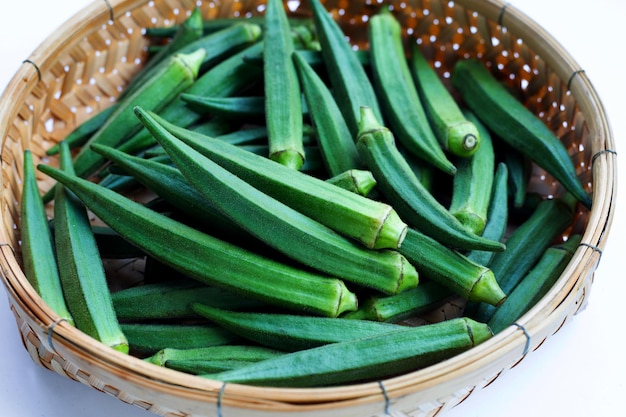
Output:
0 0 604 413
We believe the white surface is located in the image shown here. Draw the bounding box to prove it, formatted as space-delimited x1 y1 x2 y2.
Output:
0 1 624 417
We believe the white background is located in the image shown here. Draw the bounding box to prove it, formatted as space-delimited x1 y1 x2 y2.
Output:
1 1 624 417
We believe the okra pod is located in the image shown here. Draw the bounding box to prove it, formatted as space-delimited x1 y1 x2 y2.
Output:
448 110 495 235
399 228 506 306
124 8 204 96
145 345 284 374
71 48 205 179
308 0 383 135
466 162 510 268
136 107 417 295
410 44 480 157
293 51 363 176
471 195 577 322
503 145 532 208
452 59 592 209
204 317 492 387
180 94 267 122
355 106 505 252
326 169 377 197
166 360 262 375
341 281 454 323
53 142 128 353
111 281 266 321
37 164 358 317
117 35 264 156
145 110 408 250
369 10 456 175
91 144 247 240
120 323 240 355
488 235 582 334
263 0 305 169
192 304 408 352
20 151 74 325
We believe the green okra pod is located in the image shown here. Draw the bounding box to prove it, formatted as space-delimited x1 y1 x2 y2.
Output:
471 195 578 322
448 110 495 235
192 304 408 352
136 107 417 295
488 235 582 334
466 162 510 268
145 110 408 250
71 48 205 179
117 34 264 156
203 317 492 387
92 144 247 240
125 8 204 96
263 0 305 170
503 145 532 208
112 281 266 321
369 10 456 175
399 228 506 306
37 163 358 318
452 58 591 209
341 281 454 323
293 51 363 176
326 169 377 197
20 151 74 325
144 345 284 375
411 44 480 157
53 142 128 353
308 0 383 135
355 106 505 252
120 323 240 355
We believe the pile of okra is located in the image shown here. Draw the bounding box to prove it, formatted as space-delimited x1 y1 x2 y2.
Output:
21 0 591 387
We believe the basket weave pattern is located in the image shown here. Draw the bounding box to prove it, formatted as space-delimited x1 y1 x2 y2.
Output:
0 0 615 416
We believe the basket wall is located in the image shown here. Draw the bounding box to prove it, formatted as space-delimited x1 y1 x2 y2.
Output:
0 0 616 416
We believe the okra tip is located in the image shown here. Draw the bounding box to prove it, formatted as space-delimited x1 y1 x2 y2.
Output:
337 284 359 317
448 122 481 157
112 341 130 355
396 256 419 293
468 268 506 307
452 211 486 237
176 47 207 79
464 318 494 346
270 149 305 171
374 209 408 250
357 106 384 138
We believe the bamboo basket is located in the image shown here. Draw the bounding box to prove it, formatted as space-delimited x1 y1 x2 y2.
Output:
0 0 616 416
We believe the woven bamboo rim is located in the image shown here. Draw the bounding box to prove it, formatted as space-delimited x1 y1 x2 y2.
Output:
0 0 616 416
